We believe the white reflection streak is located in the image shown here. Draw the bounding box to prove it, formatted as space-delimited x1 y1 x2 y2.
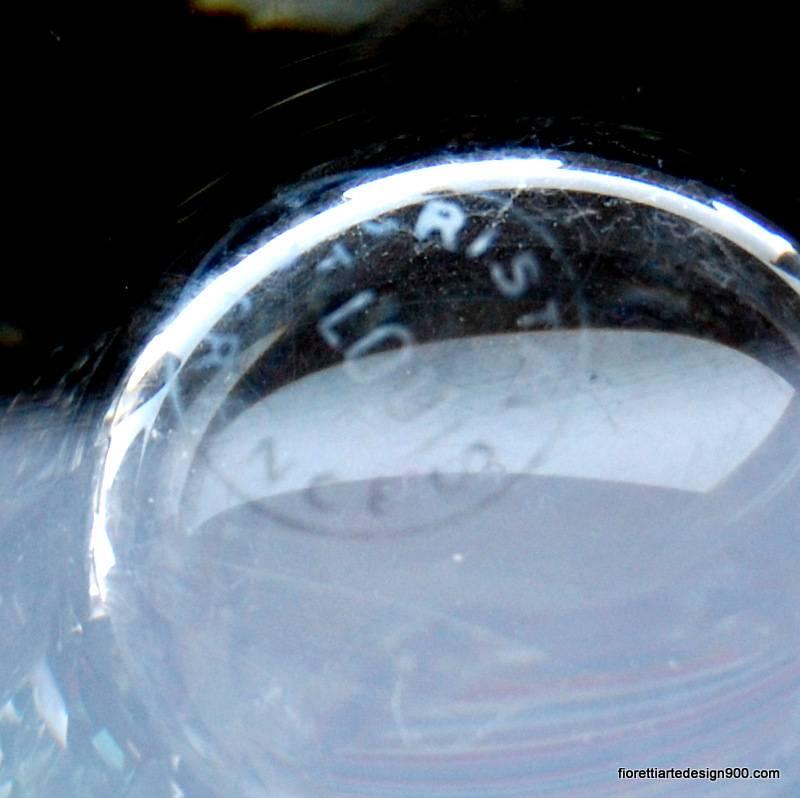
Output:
124 158 563 390
343 160 794 263
127 157 794 392
30 658 68 749
710 200 794 258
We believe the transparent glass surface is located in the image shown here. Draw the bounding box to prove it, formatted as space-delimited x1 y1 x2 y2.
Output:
72 152 800 797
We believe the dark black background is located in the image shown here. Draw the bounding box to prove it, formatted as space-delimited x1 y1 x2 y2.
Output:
15 2 799 400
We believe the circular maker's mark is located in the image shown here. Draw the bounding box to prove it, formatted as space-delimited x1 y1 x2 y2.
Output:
91 152 800 798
